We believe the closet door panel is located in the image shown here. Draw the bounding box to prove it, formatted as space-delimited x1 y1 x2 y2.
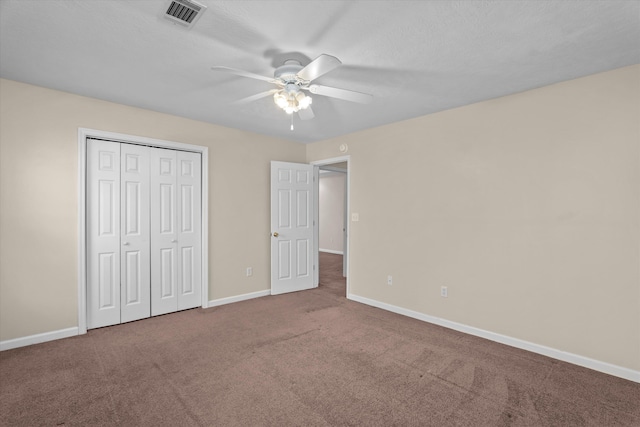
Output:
150 148 178 315
177 151 202 310
120 144 151 323
87 140 121 329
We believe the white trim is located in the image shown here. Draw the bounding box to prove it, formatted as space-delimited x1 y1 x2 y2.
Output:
0 327 79 351
319 169 345 176
78 128 210 332
78 136 88 334
311 155 350 295
319 249 344 255
347 293 640 384
319 166 347 173
313 166 320 286
208 290 270 308
200 148 209 308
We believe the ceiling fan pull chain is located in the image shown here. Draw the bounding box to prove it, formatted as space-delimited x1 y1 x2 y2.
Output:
290 114 294 131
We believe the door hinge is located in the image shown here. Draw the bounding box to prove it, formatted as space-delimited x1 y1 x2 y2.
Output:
313 265 316 271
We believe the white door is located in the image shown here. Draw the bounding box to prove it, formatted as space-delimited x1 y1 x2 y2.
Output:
120 143 151 323
150 149 203 314
87 139 121 329
150 148 179 316
177 151 202 310
270 161 315 295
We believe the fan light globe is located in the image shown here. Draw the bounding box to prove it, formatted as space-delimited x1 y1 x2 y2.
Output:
274 92 288 109
299 95 312 109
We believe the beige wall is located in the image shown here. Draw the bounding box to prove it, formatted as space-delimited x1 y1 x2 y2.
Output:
2 65 639 373
319 172 346 253
0 78 305 341
307 65 640 371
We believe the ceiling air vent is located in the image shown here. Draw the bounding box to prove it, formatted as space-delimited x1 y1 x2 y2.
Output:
164 0 206 28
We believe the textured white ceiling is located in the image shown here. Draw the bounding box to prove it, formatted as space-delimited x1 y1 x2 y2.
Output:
1 0 638 143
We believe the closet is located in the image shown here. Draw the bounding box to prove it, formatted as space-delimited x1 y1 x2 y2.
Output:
86 139 202 329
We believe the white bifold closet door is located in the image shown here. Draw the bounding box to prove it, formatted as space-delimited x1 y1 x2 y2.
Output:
87 140 123 329
87 140 201 329
150 148 202 316
120 143 151 323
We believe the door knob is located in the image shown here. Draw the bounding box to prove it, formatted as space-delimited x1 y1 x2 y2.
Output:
272 232 279 237
123 242 130 246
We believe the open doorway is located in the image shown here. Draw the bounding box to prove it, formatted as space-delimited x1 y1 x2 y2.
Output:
314 158 349 298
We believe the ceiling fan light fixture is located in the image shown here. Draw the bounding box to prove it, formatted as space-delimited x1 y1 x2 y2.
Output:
273 89 312 114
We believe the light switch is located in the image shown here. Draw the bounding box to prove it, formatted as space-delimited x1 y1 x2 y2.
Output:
352 213 359 222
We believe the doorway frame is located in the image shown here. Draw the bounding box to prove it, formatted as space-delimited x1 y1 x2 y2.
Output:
77 128 209 334
311 155 350 297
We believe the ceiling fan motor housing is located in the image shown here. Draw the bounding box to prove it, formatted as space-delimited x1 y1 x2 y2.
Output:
284 83 300 94
275 60 305 84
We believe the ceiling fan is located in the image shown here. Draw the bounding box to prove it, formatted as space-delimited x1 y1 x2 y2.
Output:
211 54 373 121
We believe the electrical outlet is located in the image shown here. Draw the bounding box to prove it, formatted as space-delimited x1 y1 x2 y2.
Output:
387 275 393 286
441 286 448 298
246 267 253 277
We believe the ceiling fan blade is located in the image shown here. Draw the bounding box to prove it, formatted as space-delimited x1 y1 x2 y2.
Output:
211 66 275 83
298 106 315 121
232 89 278 105
297 54 342 82
308 84 373 104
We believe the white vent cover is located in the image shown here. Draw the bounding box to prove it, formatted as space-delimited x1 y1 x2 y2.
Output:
164 0 206 28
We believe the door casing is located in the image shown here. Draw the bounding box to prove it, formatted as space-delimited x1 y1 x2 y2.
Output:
78 128 209 335
311 155 350 297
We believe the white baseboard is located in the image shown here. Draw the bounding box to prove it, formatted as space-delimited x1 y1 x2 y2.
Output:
319 249 344 255
0 327 79 352
208 289 270 308
347 293 640 384
1 290 269 352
